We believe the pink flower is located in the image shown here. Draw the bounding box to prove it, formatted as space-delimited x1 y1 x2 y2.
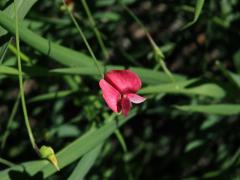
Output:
99 70 146 117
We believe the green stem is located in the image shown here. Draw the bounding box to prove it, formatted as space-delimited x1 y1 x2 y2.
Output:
81 0 109 60
1 94 20 149
0 40 11 64
0 158 16 167
114 129 127 153
14 0 39 153
8 43 31 63
121 3 175 82
63 0 104 78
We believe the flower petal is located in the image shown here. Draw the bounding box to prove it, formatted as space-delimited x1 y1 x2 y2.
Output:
99 79 121 113
121 96 131 117
105 70 142 94
127 93 146 104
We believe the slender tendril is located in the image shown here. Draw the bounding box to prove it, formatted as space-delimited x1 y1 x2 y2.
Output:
81 0 109 60
14 0 39 153
120 2 175 83
63 0 104 78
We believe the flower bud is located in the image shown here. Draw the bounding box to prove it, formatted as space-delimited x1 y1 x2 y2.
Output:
39 145 60 171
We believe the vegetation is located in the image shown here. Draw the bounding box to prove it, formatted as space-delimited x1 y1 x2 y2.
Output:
0 0 240 179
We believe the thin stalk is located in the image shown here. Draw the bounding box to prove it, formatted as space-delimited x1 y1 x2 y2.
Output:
0 41 10 64
8 43 31 63
114 129 127 153
81 0 109 60
63 0 104 78
1 93 20 149
121 3 175 83
0 158 16 167
14 0 39 153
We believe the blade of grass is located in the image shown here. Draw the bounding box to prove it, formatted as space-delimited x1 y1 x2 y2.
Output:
139 79 225 99
0 11 94 67
0 65 22 75
181 0 205 29
176 104 240 115
50 66 186 84
68 143 103 180
0 110 137 179
0 0 37 37
28 90 78 103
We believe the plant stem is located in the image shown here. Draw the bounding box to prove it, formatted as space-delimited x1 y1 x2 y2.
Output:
1 93 20 149
63 0 104 78
8 43 31 63
14 0 39 153
114 129 127 153
121 3 175 83
81 0 109 60
0 158 16 167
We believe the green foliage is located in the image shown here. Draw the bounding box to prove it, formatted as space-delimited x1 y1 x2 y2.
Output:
0 0 239 179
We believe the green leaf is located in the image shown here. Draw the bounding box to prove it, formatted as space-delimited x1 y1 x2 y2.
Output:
181 0 205 29
0 111 136 179
0 12 186 85
185 140 204 152
51 66 186 84
216 61 240 88
0 11 93 67
0 0 37 61
130 67 185 84
56 125 80 138
183 84 225 99
200 115 220 130
176 104 240 115
68 144 103 180
0 0 37 37
140 80 225 99
0 65 21 75
139 79 197 94
28 90 77 103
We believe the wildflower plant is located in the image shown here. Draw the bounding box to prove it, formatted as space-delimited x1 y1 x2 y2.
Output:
0 0 240 179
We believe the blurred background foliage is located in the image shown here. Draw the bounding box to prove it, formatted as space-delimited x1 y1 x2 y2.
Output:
0 0 240 179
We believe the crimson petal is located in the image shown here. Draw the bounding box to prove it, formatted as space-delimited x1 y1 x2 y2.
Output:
127 93 146 104
121 96 131 117
99 79 121 113
104 70 142 94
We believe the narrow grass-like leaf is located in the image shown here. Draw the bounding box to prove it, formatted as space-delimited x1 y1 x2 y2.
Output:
183 84 225 99
0 111 136 179
181 0 205 29
0 65 21 75
0 0 37 37
176 104 240 115
51 66 186 84
130 67 185 84
216 61 240 88
185 140 204 152
0 11 93 67
68 144 103 180
140 80 225 99
139 79 197 94
28 90 78 103
0 12 186 85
